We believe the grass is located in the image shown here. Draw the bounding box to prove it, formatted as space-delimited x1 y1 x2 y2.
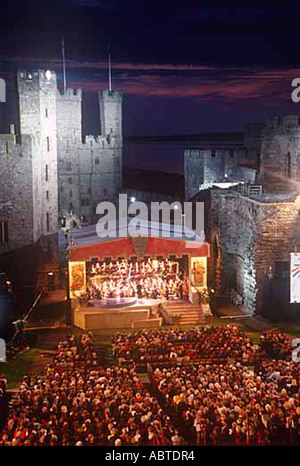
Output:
0 348 41 389
275 323 300 338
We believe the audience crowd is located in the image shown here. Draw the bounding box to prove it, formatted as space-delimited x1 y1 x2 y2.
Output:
1 324 299 446
261 330 293 360
152 360 300 445
112 325 260 365
0 374 7 430
0 334 178 446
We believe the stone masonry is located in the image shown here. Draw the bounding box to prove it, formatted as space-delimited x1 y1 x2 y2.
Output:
0 69 123 255
210 188 300 315
57 88 123 228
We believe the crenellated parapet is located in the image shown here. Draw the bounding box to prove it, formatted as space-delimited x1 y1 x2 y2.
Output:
57 88 82 100
265 114 300 129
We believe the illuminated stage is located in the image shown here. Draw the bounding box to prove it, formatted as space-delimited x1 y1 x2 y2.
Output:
88 297 138 308
73 297 165 329
68 220 210 329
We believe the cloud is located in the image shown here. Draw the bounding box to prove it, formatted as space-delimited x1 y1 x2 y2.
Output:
1 56 299 103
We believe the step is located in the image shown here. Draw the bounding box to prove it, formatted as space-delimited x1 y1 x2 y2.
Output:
170 309 202 315
180 316 205 321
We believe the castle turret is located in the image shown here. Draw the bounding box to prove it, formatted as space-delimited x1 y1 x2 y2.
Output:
17 70 58 239
99 90 122 141
56 88 82 143
56 88 82 222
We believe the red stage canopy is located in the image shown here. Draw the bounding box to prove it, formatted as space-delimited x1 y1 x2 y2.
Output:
68 220 210 261
69 236 209 262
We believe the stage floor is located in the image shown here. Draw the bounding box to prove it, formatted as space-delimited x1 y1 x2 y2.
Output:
86 297 188 310
73 297 203 329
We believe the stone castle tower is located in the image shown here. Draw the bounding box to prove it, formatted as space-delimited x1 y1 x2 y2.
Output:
0 69 123 267
0 70 60 285
56 87 123 228
17 69 58 240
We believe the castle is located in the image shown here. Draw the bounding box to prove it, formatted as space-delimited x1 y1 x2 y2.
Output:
185 115 300 319
0 69 123 285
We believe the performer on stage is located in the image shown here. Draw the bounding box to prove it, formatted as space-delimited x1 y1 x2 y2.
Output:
86 257 190 301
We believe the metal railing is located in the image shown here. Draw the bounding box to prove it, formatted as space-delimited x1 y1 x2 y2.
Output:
234 184 262 197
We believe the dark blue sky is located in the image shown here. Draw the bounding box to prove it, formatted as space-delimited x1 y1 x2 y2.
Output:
0 1 300 163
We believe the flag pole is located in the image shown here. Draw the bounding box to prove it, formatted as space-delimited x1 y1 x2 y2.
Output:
62 37 67 94
108 43 112 93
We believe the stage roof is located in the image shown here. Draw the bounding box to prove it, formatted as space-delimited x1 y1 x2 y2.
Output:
68 219 210 261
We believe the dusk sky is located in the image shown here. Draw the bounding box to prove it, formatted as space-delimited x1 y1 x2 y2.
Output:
1 1 300 170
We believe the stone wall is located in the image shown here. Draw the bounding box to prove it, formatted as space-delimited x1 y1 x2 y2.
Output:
17 69 58 240
57 89 123 226
210 188 300 314
260 115 300 191
210 189 259 312
184 148 248 199
184 149 204 200
99 90 123 140
0 133 34 253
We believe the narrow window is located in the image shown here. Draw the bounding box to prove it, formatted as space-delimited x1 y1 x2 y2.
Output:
45 108 48 118
287 152 292 178
0 221 8 244
47 137 50 152
46 213 50 232
46 190 49 200
95 157 99 165
45 164 49 181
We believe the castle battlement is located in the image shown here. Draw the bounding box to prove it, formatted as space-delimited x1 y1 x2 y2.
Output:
0 131 33 153
0 133 17 145
0 68 123 254
57 88 82 99
17 69 57 90
99 89 122 102
265 115 300 129
84 134 112 147
85 135 100 145
0 136 33 157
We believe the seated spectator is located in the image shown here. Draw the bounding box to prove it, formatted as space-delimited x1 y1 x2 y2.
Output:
112 325 259 365
152 360 300 446
0 335 177 446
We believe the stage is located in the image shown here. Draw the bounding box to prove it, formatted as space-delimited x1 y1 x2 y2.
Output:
72 297 207 329
68 219 210 329
72 297 164 329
